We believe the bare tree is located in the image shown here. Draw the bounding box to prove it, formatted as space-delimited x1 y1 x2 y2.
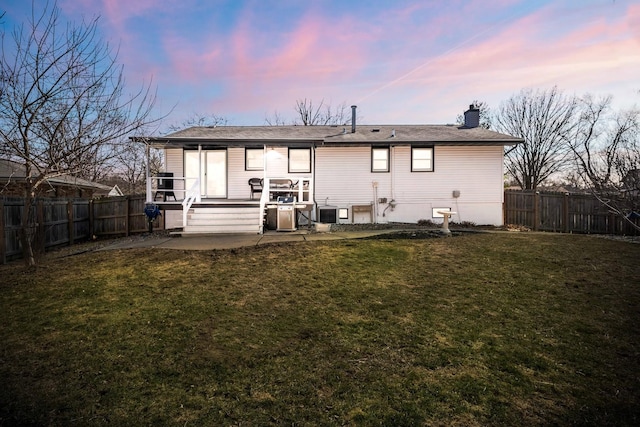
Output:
565 95 640 228
456 100 492 129
567 95 638 191
110 141 163 194
616 130 640 196
0 2 158 265
494 87 578 190
166 112 227 132
264 110 288 126
266 98 352 126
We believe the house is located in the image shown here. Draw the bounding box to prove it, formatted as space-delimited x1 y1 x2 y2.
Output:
139 105 523 233
0 159 114 198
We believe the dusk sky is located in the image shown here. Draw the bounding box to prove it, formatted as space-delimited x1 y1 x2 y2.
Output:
3 0 639 130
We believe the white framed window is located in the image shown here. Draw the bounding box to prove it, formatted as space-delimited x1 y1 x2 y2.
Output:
289 148 311 173
372 147 389 172
412 147 433 172
245 148 264 171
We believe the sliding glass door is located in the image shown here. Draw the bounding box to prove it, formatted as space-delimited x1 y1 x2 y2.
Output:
184 150 227 198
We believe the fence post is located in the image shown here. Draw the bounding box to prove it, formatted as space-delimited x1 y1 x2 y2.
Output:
0 199 5 265
533 191 540 231
563 192 570 233
37 199 45 254
125 197 130 237
89 199 94 239
67 199 74 245
503 193 507 226
609 211 617 235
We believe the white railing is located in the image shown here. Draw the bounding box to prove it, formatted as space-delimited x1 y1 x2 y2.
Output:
261 177 312 202
258 176 314 233
181 178 201 228
148 176 190 202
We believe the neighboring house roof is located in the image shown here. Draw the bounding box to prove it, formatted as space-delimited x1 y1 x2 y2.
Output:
0 159 113 192
108 184 124 197
142 124 523 148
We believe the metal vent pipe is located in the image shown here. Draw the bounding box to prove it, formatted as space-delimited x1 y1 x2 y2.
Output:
351 105 357 133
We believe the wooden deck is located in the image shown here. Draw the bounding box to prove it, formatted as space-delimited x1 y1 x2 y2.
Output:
153 198 261 210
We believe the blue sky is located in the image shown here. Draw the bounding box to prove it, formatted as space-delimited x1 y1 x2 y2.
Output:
3 0 639 130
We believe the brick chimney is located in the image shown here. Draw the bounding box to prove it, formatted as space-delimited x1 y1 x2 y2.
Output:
463 104 480 128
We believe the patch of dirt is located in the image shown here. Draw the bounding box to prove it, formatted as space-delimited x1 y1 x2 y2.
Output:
362 230 458 240
44 230 172 259
329 222 483 232
590 234 640 244
35 222 639 264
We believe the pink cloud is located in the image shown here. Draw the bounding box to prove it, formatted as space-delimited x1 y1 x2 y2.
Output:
161 8 374 115
57 0 634 125
346 2 640 125
389 2 639 105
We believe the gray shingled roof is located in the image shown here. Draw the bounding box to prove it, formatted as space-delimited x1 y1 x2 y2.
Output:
0 159 113 191
143 125 522 147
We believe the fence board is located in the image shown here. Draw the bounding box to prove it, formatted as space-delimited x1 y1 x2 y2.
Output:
92 197 129 236
538 193 564 232
504 190 639 235
2 197 24 262
43 199 71 247
73 200 91 242
1 196 163 263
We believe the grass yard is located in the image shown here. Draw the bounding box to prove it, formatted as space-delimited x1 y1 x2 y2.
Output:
0 232 639 426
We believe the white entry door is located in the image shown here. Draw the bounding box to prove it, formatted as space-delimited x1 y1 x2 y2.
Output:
184 150 227 198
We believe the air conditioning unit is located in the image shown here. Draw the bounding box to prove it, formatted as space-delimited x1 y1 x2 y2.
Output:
318 206 337 223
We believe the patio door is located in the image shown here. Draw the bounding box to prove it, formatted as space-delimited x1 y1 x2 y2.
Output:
184 150 227 198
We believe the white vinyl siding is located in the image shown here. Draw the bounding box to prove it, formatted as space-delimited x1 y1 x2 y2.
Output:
315 145 504 225
168 146 313 200
165 148 184 193
228 147 254 199
163 148 185 229
164 143 505 226
390 146 503 202
315 146 388 206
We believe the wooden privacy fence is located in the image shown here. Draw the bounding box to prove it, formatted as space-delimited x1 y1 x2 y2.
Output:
1 195 163 263
504 190 640 235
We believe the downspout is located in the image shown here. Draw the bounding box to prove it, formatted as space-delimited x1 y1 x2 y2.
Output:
263 144 267 179
198 144 203 196
145 141 152 203
259 144 267 234
312 144 317 222
390 145 395 204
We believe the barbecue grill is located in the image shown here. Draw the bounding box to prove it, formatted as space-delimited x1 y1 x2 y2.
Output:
276 196 296 231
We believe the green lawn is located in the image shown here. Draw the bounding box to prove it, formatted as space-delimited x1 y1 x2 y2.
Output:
1 233 638 426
